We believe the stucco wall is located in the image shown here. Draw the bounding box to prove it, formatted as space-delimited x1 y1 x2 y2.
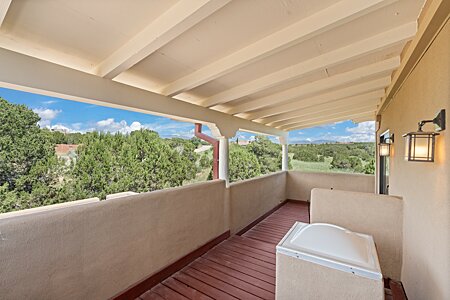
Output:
310 188 403 280
378 20 450 300
286 171 375 201
229 171 286 234
0 180 227 300
276 252 384 300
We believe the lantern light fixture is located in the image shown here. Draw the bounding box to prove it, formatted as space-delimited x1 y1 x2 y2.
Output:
403 109 446 162
379 135 394 157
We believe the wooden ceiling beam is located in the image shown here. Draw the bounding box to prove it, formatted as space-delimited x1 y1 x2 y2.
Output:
275 104 378 129
95 0 230 79
378 0 450 113
202 22 416 108
0 47 286 139
241 76 390 120
352 116 375 123
258 90 383 125
161 0 394 97
284 112 376 131
224 57 399 114
0 0 12 27
266 97 380 127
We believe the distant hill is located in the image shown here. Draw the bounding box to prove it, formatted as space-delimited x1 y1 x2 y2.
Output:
293 139 337 144
293 140 374 145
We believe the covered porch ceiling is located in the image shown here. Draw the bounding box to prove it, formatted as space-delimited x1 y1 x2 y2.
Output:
0 0 429 136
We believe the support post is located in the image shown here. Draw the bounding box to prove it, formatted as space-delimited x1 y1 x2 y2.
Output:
194 123 219 179
279 136 289 171
219 137 229 186
282 144 289 171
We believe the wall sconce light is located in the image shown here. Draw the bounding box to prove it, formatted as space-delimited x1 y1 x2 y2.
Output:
379 135 394 157
403 109 446 162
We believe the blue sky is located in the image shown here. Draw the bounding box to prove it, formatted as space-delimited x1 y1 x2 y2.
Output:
0 87 375 144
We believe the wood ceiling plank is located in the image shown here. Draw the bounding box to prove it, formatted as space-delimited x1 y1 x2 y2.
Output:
223 57 399 114
95 0 231 79
242 76 390 120
284 111 376 131
0 0 12 27
266 98 381 127
203 22 416 108
275 104 378 129
161 0 395 97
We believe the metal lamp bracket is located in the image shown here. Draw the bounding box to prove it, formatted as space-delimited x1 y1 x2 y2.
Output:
418 109 446 132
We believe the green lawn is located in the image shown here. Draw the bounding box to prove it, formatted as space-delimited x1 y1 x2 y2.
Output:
289 154 356 173
189 151 362 185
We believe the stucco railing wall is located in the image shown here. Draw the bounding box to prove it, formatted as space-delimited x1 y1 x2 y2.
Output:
286 171 375 201
0 170 381 299
229 171 286 234
0 180 227 300
310 188 403 280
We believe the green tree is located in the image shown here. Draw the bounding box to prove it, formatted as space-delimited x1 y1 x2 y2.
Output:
229 144 261 182
0 99 68 212
349 156 363 173
166 137 201 175
247 136 284 174
48 129 68 144
0 98 57 191
331 153 352 169
199 151 212 169
292 145 322 162
363 159 375 174
70 130 198 199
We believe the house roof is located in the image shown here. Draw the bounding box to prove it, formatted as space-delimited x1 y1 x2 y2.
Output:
55 144 79 156
0 0 429 135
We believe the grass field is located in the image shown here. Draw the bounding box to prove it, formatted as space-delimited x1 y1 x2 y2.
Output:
289 154 356 173
189 151 362 185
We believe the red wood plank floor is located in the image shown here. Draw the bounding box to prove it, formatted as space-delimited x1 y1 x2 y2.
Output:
137 201 309 300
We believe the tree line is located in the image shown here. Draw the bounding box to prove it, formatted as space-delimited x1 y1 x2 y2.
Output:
0 98 374 214
0 98 282 213
289 143 375 174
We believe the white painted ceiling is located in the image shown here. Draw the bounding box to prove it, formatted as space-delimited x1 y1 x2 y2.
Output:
0 0 426 131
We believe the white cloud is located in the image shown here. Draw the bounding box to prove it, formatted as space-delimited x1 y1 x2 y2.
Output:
42 116 199 139
71 123 83 130
141 121 195 138
288 121 375 144
33 108 61 121
43 100 57 105
33 108 61 128
311 121 375 143
96 118 115 127
344 121 375 142
95 118 145 134
50 124 75 133
346 121 375 135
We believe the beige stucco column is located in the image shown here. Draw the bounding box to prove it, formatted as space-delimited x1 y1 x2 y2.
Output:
279 136 289 171
218 137 229 185
208 123 236 187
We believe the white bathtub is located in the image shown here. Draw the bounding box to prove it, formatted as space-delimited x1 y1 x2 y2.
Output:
276 222 384 300
276 222 382 280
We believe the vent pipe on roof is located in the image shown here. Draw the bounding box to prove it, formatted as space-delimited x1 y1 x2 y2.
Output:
194 123 219 180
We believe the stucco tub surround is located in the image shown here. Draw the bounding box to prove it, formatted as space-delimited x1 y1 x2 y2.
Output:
276 222 384 300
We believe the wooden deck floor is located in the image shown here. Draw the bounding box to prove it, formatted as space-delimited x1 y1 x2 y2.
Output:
138 201 309 300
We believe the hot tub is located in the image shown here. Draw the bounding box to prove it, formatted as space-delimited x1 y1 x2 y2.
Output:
276 222 384 300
